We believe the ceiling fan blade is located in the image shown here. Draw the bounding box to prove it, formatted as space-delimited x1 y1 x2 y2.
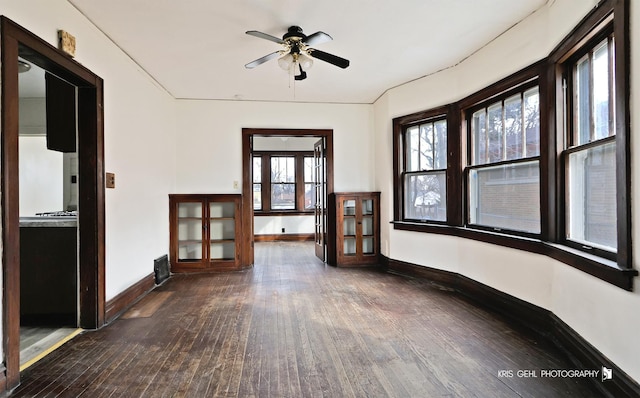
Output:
307 49 350 69
246 30 284 44
304 31 332 46
245 51 281 69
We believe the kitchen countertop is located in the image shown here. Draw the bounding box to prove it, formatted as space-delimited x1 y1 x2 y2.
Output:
19 217 77 227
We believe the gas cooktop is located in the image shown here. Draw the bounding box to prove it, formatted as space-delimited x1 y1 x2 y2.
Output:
35 211 78 217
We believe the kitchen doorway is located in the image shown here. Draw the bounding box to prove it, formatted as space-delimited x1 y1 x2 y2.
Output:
17 58 79 370
2 17 106 389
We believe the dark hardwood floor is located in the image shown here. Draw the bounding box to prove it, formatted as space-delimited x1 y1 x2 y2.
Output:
11 242 601 397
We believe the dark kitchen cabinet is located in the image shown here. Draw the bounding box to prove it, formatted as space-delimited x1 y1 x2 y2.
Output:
169 194 244 272
328 192 380 267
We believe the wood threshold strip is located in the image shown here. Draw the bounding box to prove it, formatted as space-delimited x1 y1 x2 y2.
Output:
254 233 314 242
381 255 640 398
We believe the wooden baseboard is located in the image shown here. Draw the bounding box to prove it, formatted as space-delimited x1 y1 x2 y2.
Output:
254 233 314 242
382 255 640 397
105 273 156 323
549 314 640 397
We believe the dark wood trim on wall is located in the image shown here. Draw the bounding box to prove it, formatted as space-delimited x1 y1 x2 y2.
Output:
77 81 106 329
1 16 106 390
392 105 450 224
381 255 640 398
1 20 21 389
242 132 253 265
613 0 631 271
254 234 314 242
242 128 335 266
105 273 156 323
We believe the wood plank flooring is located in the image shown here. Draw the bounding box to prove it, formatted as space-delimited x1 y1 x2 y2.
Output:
11 242 602 397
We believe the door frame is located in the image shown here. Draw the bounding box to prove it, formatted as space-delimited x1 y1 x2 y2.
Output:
313 138 327 261
1 17 106 389
241 128 334 265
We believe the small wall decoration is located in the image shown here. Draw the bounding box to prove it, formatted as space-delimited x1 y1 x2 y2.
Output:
58 30 76 57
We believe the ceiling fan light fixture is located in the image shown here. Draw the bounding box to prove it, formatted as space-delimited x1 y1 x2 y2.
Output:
246 25 349 81
298 53 313 70
278 53 294 71
18 60 31 73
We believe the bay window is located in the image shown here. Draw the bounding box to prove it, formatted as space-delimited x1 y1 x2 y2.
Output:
391 0 634 289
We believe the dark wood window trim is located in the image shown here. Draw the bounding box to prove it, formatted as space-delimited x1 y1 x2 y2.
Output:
392 105 461 225
253 151 314 215
463 74 542 237
391 0 636 291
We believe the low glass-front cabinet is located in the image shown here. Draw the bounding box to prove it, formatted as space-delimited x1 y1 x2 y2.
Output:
169 194 242 272
328 192 380 267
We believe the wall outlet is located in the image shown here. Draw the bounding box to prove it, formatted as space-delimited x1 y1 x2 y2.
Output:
233 180 239 189
281 228 285 233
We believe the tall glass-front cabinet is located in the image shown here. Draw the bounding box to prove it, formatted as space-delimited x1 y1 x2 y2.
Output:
328 192 380 267
169 194 243 272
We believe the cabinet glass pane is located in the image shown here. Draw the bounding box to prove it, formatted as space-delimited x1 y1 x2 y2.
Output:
178 219 202 240
363 237 374 254
178 202 202 218
343 218 356 236
210 219 235 240
362 199 374 215
178 243 202 260
210 242 235 260
344 237 356 255
343 200 356 216
362 216 373 236
210 202 235 218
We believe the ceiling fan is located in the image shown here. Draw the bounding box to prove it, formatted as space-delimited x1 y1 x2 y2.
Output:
245 26 350 81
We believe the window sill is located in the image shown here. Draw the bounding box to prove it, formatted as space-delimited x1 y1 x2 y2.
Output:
391 221 637 291
254 211 314 217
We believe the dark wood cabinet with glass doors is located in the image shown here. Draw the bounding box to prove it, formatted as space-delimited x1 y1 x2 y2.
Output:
169 194 244 272
328 192 380 267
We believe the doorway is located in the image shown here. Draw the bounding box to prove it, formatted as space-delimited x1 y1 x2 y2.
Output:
241 129 334 265
17 57 79 369
1 17 106 389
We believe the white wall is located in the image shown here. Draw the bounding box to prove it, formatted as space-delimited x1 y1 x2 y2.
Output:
18 97 64 216
174 100 374 239
1 0 178 301
18 136 64 216
174 100 373 194
254 215 314 235
375 0 640 383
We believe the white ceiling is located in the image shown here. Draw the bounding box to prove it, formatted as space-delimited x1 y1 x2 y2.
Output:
57 1 547 104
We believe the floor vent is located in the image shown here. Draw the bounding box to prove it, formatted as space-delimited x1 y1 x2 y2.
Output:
154 255 170 285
